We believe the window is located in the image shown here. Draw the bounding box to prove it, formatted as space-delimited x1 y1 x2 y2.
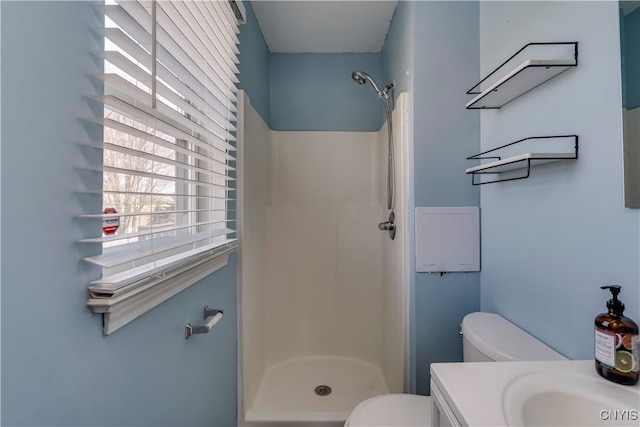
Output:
81 0 242 334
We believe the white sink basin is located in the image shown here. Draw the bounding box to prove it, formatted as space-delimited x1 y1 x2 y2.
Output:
503 371 640 426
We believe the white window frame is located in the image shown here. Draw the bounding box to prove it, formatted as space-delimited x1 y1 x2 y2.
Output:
81 0 243 335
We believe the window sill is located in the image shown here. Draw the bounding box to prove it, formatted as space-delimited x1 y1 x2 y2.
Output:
87 241 238 335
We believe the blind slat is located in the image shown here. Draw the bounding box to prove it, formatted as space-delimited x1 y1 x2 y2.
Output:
100 73 237 145
83 141 235 178
86 233 235 270
88 239 238 293
92 63 237 135
77 189 235 199
101 8 239 116
97 94 236 152
156 4 238 96
198 2 239 58
78 208 233 219
81 0 240 296
80 221 235 244
84 166 235 190
182 1 240 74
82 118 236 166
98 30 238 120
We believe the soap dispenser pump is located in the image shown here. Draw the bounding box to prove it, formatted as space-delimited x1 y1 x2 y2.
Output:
594 285 639 385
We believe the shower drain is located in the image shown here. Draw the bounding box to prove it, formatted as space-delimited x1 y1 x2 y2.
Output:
314 385 332 396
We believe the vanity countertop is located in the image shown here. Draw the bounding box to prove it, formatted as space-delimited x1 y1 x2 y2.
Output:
430 360 640 426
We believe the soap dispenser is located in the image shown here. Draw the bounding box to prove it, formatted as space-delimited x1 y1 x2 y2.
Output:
594 285 639 385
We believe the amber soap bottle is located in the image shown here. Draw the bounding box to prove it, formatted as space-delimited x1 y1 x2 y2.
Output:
594 285 639 385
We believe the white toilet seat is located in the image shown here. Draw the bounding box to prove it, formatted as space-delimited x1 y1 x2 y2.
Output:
346 393 431 426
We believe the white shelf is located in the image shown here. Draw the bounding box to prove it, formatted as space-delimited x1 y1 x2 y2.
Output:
466 59 576 109
465 152 577 174
465 135 579 185
466 42 578 109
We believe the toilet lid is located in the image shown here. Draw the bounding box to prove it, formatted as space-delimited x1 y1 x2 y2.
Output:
347 394 431 427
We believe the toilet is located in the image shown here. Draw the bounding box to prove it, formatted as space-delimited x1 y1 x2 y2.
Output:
345 312 567 426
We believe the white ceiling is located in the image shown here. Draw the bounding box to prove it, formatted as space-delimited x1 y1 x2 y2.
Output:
250 1 398 53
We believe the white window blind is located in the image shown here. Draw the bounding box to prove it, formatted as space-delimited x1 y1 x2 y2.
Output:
81 0 241 333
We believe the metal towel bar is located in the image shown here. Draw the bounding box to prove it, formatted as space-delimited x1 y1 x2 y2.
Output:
185 306 224 339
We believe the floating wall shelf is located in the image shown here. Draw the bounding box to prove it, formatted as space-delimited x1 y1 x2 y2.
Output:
466 42 578 109
466 135 579 185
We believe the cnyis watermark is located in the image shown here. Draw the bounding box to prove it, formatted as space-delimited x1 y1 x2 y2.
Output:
599 409 639 421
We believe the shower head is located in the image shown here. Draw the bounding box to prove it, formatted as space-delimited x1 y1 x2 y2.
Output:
351 70 368 85
351 70 391 101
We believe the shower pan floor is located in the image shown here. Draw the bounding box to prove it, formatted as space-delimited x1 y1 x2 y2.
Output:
245 356 388 423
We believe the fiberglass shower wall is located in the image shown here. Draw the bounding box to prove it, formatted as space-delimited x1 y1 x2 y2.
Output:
238 91 409 422
264 129 384 363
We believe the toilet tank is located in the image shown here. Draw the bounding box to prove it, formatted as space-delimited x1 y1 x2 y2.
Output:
461 312 567 362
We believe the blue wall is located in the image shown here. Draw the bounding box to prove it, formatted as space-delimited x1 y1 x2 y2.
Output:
410 1 481 396
238 1 271 124
1 2 239 425
239 11 384 133
382 0 481 395
479 1 640 360
270 53 383 131
382 0 413 97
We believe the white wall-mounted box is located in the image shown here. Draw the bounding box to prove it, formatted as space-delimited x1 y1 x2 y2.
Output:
415 207 480 272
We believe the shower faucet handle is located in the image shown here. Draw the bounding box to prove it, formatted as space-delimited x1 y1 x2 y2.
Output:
378 211 396 240
378 221 394 231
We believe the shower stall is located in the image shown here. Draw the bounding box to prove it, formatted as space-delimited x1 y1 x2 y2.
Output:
237 87 410 425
